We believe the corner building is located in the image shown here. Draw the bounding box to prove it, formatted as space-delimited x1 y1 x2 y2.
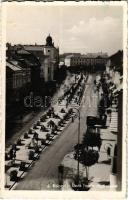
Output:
24 35 59 83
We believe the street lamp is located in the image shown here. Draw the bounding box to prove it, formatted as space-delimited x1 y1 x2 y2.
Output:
58 102 81 183
71 107 81 183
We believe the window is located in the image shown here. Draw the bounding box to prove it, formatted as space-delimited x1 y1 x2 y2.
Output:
48 50 50 52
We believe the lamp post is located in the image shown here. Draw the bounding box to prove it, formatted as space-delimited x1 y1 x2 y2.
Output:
77 110 80 183
59 101 81 183
72 107 81 183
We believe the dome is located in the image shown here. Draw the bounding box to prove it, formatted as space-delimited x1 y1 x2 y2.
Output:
46 34 54 46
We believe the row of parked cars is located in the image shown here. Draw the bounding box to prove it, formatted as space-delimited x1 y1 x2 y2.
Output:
5 107 75 184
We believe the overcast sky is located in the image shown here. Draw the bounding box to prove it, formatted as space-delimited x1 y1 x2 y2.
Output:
6 4 123 55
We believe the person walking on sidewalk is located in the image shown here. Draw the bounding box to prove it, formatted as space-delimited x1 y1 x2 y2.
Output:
97 138 102 152
58 164 64 186
72 116 74 123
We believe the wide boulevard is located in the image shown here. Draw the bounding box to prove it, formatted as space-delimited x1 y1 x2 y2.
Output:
15 74 99 190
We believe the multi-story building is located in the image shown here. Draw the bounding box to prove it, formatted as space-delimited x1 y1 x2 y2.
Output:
6 62 23 91
6 36 59 122
65 53 108 70
105 50 123 190
6 60 31 123
15 49 41 94
6 48 41 122
7 35 59 83
23 35 59 82
6 59 31 104
106 50 123 76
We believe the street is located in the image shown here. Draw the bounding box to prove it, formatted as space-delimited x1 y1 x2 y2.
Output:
5 5 124 195
15 74 98 190
6 73 75 148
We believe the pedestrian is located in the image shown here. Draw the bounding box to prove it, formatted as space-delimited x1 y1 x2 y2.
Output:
98 139 102 152
58 164 64 186
12 144 17 152
31 137 35 147
34 132 38 143
107 147 111 158
9 148 13 160
13 151 16 162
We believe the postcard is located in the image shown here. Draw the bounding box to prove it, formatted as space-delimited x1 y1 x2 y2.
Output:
0 1 127 199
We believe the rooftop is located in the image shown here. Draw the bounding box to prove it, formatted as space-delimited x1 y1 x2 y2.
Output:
7 62 22 71
17 49 31 55
23 45 44 51
65 54 108 59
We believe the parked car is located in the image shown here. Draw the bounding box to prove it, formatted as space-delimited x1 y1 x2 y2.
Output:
86 116 102 126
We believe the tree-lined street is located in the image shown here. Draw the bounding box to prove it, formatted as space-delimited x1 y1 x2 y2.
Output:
14 74 98 190
5 4 124 193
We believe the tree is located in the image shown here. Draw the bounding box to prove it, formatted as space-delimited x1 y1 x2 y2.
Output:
82 130 102 151
81 149 99 179
74 147 99 180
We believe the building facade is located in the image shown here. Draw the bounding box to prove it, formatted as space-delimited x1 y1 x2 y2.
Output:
6 62 23 91
6 60 31 122
105 50 123 190
6 46 42 123
106 50 123 76
23 35 59 82
65 53 108 70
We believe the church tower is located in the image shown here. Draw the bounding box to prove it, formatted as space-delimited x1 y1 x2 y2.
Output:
46 34 54 47
44 34 55 59
43 34 59 82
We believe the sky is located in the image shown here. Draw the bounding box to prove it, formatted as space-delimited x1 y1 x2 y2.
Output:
5 3 123 55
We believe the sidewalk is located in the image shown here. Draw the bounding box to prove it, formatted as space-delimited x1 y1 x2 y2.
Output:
61 82 118 191
61 135 117 191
